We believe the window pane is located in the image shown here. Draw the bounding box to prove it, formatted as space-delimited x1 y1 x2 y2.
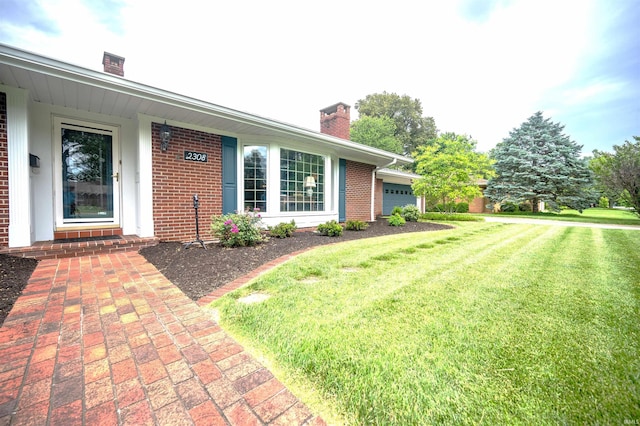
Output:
280 148 325 212
244 146 267 212
62 128 113 219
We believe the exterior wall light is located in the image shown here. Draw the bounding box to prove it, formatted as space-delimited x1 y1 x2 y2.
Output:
160 121 172 151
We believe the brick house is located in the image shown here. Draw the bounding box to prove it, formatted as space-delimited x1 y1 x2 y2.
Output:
0 44 416 249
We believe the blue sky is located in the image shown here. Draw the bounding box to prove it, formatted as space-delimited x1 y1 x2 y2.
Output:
0 0 638 154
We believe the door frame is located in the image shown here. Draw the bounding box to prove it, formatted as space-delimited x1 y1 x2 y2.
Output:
53 116 121 229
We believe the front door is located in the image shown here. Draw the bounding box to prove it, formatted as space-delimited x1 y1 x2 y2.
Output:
54 118 120 228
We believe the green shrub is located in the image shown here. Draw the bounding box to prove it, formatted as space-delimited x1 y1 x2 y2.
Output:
518 201 532 212
211 209 266 247
388 214 406 226
345 220 369 231
269 220 297 238
420 213 482 222
391 206 403 216
317 220 343 237
455 202 469 213
500 202 518 212
402 204 420 222
598 197 609 209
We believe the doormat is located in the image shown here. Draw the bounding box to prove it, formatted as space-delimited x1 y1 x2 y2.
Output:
53 235 122 244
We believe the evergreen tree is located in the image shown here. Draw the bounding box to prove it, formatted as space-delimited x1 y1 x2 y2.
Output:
485 112 594 213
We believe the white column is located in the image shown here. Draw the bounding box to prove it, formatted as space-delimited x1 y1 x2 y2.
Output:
4 86 31 247
136 114 155 237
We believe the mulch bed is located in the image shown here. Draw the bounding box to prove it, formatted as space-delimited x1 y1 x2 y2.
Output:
140 220 451 301
0 220 451 326
0 255 39 326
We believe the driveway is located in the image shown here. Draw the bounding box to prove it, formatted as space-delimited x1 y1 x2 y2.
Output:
483 216 640 230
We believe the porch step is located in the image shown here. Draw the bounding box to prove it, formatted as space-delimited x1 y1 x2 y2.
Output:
0 235 159 260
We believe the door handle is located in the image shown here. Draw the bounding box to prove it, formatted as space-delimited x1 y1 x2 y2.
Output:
112 172 119 182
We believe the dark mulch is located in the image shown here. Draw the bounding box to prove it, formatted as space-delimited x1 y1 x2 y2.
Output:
0 255 39 326
140 220 452 301
0 221 451 326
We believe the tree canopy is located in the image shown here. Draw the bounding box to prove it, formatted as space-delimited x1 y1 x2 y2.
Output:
350 115 403 155
354 92 437 157
591 136 640 215
412 133 494 212
484 112 594 213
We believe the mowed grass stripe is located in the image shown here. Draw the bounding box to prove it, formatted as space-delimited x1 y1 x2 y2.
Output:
212 224 640 425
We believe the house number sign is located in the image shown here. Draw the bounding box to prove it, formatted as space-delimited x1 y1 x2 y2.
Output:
184 151 208 162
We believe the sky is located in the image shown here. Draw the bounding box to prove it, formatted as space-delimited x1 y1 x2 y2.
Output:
0 0 638 154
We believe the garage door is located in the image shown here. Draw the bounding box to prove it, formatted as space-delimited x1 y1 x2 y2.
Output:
383 183 416 215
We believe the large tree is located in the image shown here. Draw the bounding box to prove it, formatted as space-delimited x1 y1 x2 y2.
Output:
355 92 437 157
350 115 403 155
412 133 494 212
484 112 594 213
591 136 640 215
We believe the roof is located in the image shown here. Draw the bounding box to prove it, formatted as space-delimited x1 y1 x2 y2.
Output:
0 44 412 168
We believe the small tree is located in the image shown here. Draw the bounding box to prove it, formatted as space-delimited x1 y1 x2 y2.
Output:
412 133 494 213
485 112 594 212
591 136 640 215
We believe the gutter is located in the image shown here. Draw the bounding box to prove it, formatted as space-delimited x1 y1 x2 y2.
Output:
371 159 397 221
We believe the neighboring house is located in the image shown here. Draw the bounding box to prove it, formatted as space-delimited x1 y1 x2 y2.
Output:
0 44 413 249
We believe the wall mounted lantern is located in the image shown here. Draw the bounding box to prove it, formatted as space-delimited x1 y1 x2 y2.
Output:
305 175 316 197
159 120 172 151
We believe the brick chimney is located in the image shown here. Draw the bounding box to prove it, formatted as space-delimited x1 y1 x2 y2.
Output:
320 102 350 140
102 52 125 77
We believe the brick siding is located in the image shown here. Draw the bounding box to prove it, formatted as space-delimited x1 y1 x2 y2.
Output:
0 93 8 246
151 123 222 241
468 195 489 213
345 160 375 222
374 177 383 218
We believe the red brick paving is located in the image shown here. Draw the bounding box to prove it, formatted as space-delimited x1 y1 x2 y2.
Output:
0 252 324 425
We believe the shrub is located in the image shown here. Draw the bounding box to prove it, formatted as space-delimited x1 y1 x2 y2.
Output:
401 204 420 222
269 220 297 238
420 213 483 222
387 214 406 226
598 197 609 209
345 220 369 231
317 220 343 237
518 201 532 212
391 206 403 216
210 209 266 247
455 202 469 213
500 202 518 212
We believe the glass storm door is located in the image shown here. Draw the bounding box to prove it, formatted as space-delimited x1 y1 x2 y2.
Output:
56 119 120 227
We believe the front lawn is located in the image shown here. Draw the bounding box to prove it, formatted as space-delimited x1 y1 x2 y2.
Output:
210 222 640 424
477 207 640 226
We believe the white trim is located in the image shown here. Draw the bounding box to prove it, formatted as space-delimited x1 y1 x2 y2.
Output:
52 116 121 229
136 114 154 237
4 85 31 247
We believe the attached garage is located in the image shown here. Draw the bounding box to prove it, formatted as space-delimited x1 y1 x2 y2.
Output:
383 183 416 215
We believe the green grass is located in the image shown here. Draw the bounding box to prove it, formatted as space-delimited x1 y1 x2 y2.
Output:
210 223 640 424
477 207 640 226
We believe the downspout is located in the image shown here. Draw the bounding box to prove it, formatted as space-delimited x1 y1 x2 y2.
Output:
371 158 397 221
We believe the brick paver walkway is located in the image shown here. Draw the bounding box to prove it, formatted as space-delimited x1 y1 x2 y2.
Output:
0 252 324 425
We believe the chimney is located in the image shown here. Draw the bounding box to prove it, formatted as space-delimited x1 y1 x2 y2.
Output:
320 102 350 140
102 52 125 77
